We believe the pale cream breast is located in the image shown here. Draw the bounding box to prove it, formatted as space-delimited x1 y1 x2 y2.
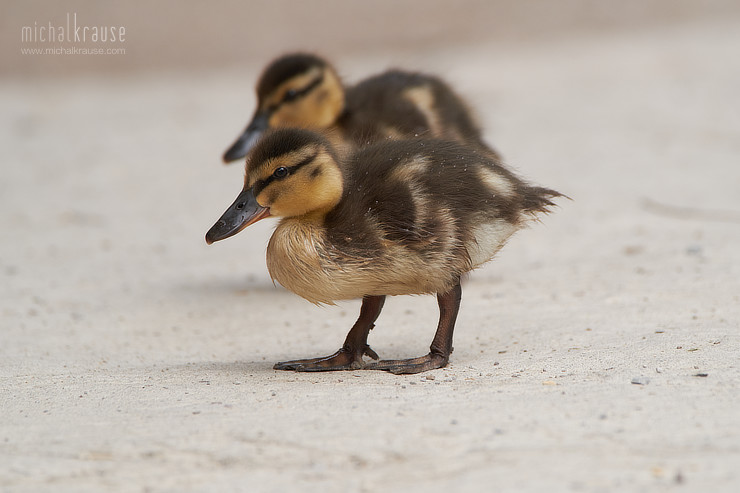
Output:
266 217 467 305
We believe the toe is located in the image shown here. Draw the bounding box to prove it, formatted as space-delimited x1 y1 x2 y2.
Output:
368 353 448 374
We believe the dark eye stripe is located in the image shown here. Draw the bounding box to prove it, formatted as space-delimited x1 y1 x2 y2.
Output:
253 151 319 195
280 74 324 104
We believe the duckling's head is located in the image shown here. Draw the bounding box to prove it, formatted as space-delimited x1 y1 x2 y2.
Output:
207 129 343 244
223 53 345 163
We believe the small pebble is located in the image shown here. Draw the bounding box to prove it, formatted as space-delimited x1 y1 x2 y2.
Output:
631 376 650 385
686 244 702 256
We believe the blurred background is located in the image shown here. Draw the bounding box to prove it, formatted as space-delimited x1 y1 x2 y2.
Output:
4 0 740 77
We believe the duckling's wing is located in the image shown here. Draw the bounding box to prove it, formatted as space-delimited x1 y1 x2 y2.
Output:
344 70 498 157
342 71 431 143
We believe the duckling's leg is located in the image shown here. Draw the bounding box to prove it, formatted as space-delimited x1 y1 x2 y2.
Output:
368 283 462 374
273 295 385 371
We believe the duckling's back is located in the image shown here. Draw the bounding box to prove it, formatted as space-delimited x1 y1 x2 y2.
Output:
340 71 493 155
320 139 560 297
337 138 557 231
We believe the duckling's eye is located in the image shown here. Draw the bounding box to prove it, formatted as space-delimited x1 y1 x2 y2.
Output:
283 89 299 102
273 167 289 179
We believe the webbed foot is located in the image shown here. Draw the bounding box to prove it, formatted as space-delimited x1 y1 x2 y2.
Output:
274 346 379 372
366 352 449 374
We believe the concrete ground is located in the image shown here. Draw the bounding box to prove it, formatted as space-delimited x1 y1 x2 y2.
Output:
2 4 740 492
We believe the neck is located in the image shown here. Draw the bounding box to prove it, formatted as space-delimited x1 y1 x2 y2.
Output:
297 210 328 225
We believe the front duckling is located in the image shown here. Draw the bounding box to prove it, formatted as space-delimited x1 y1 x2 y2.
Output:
208 129 561 374
222 53 499 163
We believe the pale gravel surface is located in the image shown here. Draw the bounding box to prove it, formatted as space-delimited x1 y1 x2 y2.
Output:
2 17 740 493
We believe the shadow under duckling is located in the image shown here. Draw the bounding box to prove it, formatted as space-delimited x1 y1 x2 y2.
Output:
207 129 562 374
223 52 500 164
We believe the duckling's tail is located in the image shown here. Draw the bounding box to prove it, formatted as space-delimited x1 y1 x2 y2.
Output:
521 187 567 218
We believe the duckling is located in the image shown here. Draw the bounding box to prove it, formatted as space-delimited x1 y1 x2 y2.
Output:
222 52 500 163
207 129 561 374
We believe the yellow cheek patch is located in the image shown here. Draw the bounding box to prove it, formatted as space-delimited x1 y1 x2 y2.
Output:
246 146 321 189
254 150 343 219
256 188 278 208
266 67 344 129
262 66 324 110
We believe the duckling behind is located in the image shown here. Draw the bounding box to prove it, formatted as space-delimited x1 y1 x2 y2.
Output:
223 53 499 163
208 129 561 374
